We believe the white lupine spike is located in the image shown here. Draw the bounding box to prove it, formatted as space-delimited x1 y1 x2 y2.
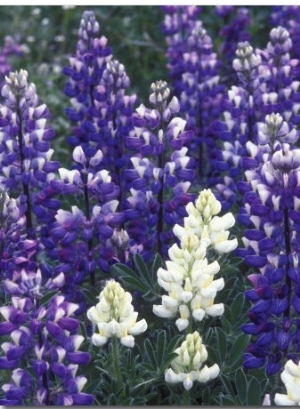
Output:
165 332 219 390
87 280 147 348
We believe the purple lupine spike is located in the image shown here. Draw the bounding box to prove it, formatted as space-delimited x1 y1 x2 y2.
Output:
124 80 195 257
0 274 92 405
0 70 60 240
217 7 251 82
0 185 39 290
64 10 136 182
214 25 300 211
48 143 124 295
162 6 224 181
236 112 300 375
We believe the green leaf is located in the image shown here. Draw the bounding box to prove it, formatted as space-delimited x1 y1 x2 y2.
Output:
220 395 239 405
235 367 248 405
227 333 250 370
152 253 163 274
40 290 59 306
247 377 262 405
133 253 153 288
144 338 157 369
215 327 227 364
156 330 167 367
112 263 148 293
221 374 236 397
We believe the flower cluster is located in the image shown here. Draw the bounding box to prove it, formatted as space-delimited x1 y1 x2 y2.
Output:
0 69 60 238
162 6 224 181
165 331 220 390
124 80 195 257
87 280 147 348
237 112 300 375
216 7 251 82
153 189 237 331
0 283 92 405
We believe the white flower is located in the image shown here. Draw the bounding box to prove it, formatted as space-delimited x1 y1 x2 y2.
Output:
275 359 300 405
87 280 147 348
165 332 219 390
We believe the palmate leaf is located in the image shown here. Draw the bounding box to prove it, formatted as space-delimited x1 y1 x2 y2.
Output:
112 253 161 301
143 330 182 376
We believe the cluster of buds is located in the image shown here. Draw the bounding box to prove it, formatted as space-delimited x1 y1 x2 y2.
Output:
87 280 147 347
165 331 220 390
174 189 238 253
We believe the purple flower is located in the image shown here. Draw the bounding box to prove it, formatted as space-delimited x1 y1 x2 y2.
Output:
124 80 195 257
0 283 92 405
238 112 300 374
162 6 224 181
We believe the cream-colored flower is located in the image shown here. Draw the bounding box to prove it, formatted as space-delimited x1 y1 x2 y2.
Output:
153 189 236 330
87 280 147 347
275 359 300 405
165 332 220 390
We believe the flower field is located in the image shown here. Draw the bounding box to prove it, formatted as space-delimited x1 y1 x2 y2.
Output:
0 5 300 406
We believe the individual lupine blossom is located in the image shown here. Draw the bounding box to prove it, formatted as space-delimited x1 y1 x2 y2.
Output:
87 280 147 348
0 69 60 238
165 331 220 390
0 266 93 405
216 7 251 82
124 80 195 257
236 112 300 375
274 359 300 405
162 6 224 181
153 189 237 331
270 6 300 60
47 145 124 309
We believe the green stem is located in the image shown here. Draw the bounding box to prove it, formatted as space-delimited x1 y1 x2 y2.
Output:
182 388 191 405
111 336 123 394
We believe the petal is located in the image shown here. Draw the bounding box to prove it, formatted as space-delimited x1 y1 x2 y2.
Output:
91 333 107 346
274 393 296 406
120 335 135 348
128 319 147 335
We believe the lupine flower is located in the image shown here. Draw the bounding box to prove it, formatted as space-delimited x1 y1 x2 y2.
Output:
153 189 237 331
0 275 92 405
47 144 124 298
124 80 195 257
274 359 300 405
0 69 60 239
237 112 300 375
165 331 220 390
87 280 147 348
162 6 224 181
64 10 136 182
0 185 37 286
270 6 300 60
217 7 251 82
214 26 300 210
